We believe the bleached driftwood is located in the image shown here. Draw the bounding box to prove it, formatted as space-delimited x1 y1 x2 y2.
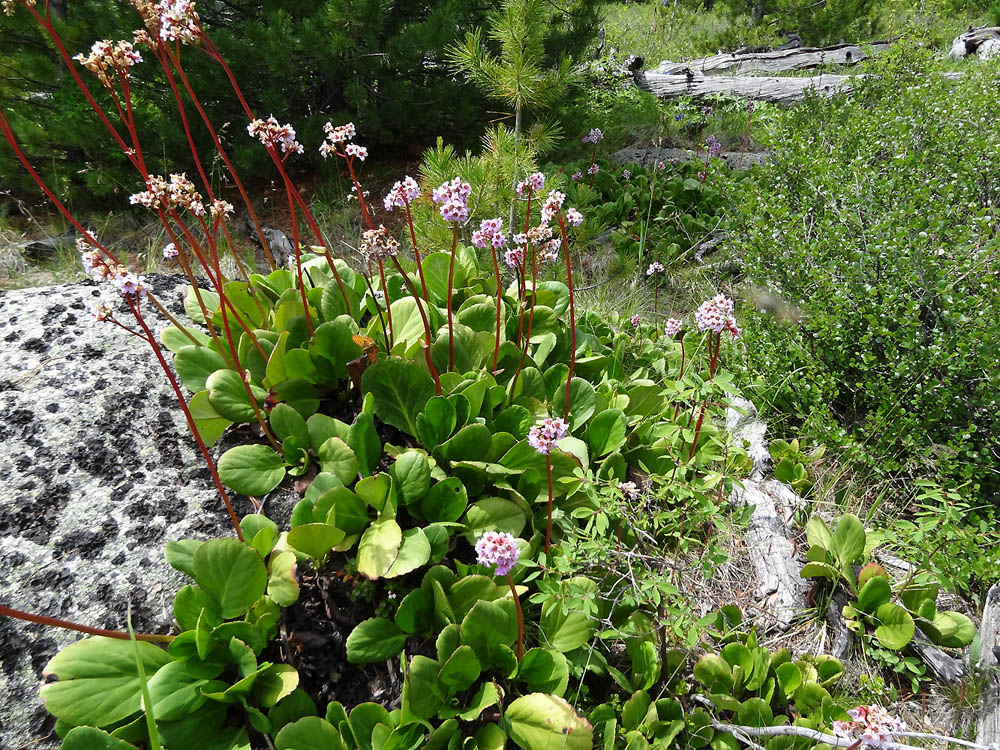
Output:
731 479 808 630
654 42 890 76
950 27 1000 59
976 583 1000 746
638 71 859 104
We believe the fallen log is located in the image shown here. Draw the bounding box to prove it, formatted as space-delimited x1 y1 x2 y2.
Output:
654 42 890 76
950 27 1000 59
976 583 1000 747
638 71 858 104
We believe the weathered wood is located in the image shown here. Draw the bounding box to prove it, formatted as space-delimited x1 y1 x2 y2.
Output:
950 27 1000 59
638 71 859 104
655 42 890 76
976 583 1000 746
731 479 808 629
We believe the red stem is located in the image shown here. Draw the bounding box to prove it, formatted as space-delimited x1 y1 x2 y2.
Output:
544 454 554 556
377 259 394 347
390 256 441 395
489 243 501 373
506 574 523 662
0 604 173 643
403 199 430 303
447 223 458 371
556 211 577 420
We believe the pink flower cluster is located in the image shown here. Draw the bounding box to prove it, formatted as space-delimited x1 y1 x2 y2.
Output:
504 247 524 269
582 128 604 144
833 706 907 749
129 173 205 216
587 163 599 176
571 171 583 181
156 0 200 43
528 417 569 455
79 243 146 299
695 294 740 338
475 531 520 576
248 116 303 155
73 40 142 86
319 122 362 160
383 176 420 211
472 217 506 249
630 314 641 327
516 172 546 196
432 178 471 223
622 169 631 180
564 208 583 227
162 242 178 259
539 190 565 224
512 233 528 246
646 262 664 276
359 225 399 263
617 481 639 500
664 318 682 337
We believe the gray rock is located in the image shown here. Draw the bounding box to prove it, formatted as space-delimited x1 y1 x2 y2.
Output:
612 145 770 169
0 275 293 748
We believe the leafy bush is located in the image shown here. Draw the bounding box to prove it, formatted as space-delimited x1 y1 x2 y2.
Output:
728 47 1000 500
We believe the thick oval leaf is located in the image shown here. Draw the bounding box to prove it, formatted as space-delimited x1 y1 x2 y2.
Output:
856 575 892 615
317 437 359 485
145 660 208 721
270 403 309 443
362 357 435 437
518 648 569 696
540 602 594 653
346 618 407 664
504 693 592 750
356 518 402 579
566 377 597 430
874 602 915 650
274 716 343 750
61 727 140 750
287 523 346 562
174 346 229 393
188 390 232 446
40 637 171 727
586 409 627 457
932 611 975 648
831 513 866 567
267 550 300 607
422 478 469 523
218 444 287 496
389 451 431 506
384 528 432 578
207 369 268 423
193 538 268 618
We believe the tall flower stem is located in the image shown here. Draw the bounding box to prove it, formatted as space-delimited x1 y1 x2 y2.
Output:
361 264 391 354
446 222 458 371
688 332 721 460
390 256 441 395
510 242 539 393
281 172 314 337
377 259 394 348
506 574 524 662
489 243 502 373
127 296 244 541
544 454 554 556
0 604 174 643
403 199 430 303
555 211 577 420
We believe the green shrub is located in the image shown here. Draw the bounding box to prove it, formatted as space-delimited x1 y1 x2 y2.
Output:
728 47 1000 499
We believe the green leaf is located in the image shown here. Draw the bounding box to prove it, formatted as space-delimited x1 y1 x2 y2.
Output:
416 396 457 450
287 524 346 563
394 589 434 635
348 413 382 477
188 391 232 446
437 423 492 463
540 601 594 653
40 637 171 727
621 690 651 732
192 539 268 618
586 409 627 457
504 694 593 750
362 357 436 437
206 369 267 423
384 528 432 578
145 660 207 721
693 654 734 693
461 600 516 664
931 611 975 648
218 444 286 496
318 487 369 535
317 438 360 484
831 513 866 568
270 403 309 443
389 452 431 506
174 346 228 393
356 518 402 579
566 377 597 430
439 644 481 693
61 727 140 750
856 576 892 614
346 618 407 664
307 414 350 453
737 698 773 728
518 648 569 696
311 320 362 381
274 716 343 750
464 498 527 541
267 551 300 607
421 478 468 523
165 539 202 578
874 603 916 650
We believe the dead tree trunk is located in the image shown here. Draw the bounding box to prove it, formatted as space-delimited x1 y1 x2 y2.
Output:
949 27 1000 59
976 583 1000 746
638 71 860 104
654 42 890 76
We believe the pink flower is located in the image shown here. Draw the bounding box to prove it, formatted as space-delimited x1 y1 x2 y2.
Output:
587 163 599 176
528 417 569 455
432 178 471 223
360 225 399 263
622 169 631 180
582 128 604 144
617 481 639 500
73 40 143 87
516 172 546 196
664 318 682 337
345 143 368 161
504 247 524 269
322 121 356 144
248 116 303 154
475 531 520 576
630 314 640 327
695 294 738 336
91 303 112 321
539 190 565 224
162 242 179 259
834 706 907 749
646 262 664 276
512 233 528 246
210 199 234 220
383 176 420 211
656 161 666 171
571 171 583 181
564 208 584 227
156 0 200 44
